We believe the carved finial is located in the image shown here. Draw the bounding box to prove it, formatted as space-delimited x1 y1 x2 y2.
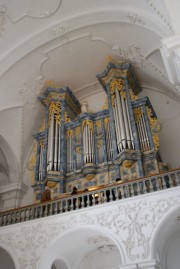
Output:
81 101 88 113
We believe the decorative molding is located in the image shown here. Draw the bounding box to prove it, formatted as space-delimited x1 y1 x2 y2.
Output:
145 0 174 34
6 0 62 23
0 9 170 79
0 191 180 267
112 46 178 94
0 3 7 36
50 23 68 38
74 81 103 101
126 13 145 26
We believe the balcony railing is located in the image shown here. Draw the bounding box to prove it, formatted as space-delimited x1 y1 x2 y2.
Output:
0 168 180 227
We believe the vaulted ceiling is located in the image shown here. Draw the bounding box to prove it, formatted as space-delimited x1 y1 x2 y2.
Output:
0 0 180 184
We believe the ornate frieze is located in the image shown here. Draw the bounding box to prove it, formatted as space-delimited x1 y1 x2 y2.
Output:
0 190 180 268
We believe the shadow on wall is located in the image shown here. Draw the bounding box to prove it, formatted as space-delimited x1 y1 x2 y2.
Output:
0 247 16 269
0 135 19 184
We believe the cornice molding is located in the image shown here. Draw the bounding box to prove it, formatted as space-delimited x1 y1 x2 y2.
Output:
0 8 170 79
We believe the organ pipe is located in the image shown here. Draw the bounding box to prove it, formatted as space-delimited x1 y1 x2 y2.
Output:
54 120 58 171
125 100 134 149
121 95 131 149
58 126 61 171
83 121 95 164
115 88 126 148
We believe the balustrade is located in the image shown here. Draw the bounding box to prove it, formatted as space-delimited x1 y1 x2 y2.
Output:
0 169 180 227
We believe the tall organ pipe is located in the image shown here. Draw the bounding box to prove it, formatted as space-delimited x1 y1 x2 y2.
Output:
58 126 61 170
121 96 131 149
115 88 126 148
125 100 134 149
47 112 54 171
113 105 122 152
142 115 150 150
83 125 87 163
54 120 58 171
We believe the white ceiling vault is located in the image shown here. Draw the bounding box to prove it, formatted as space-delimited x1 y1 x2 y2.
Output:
0 0 180 185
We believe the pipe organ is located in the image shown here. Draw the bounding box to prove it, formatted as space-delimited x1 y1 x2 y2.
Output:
32 62 168 201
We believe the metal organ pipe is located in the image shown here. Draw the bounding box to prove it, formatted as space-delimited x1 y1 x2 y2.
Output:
58 126 61 171
39 144 43 180
83 122 94 164
121 95 131 149
83 125 86 163
125 100 134 149
142 115 150 150
115 88 126 149
47 112 54 171
113 103 122 152
54 120 58 171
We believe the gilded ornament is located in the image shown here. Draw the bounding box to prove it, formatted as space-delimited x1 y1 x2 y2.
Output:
82 120 94 133
110 78 125 106
104 117 110 130
66 129 73 139
27 143 38 184
146 106 160 151
110 78 124 93
122 160 134 169
40 139 44 147
47 182 57 188
49 101 61 126
96 120 102 129
65 111 71 122
76 146 81 154
134 107 143 123
75 126 81 137
130 89 139 100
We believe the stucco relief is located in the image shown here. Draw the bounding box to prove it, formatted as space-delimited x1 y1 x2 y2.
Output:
6 0 61 22
18 76 43 107
127 13 145 26
0 195 180 268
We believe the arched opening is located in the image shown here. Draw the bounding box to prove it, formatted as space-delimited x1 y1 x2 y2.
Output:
0 247 16 269
151 206 180 269
39 226 123 269
0 135 19 184
51 259 68 269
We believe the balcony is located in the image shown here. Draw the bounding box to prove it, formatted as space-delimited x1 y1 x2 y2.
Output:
0 168 180 227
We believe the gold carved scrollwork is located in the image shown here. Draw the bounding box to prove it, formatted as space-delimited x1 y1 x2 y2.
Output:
76 146 81 154
134 107 143 123
104 117 110 130
27 143 38 184
82 120 94 133
146 106 161 151
47 182 57 189
96 120 102 129
130 89 139 101
49 101 61 126
110 78 126 106
75 126 81 137
66 129 73 139
65 111 71 122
